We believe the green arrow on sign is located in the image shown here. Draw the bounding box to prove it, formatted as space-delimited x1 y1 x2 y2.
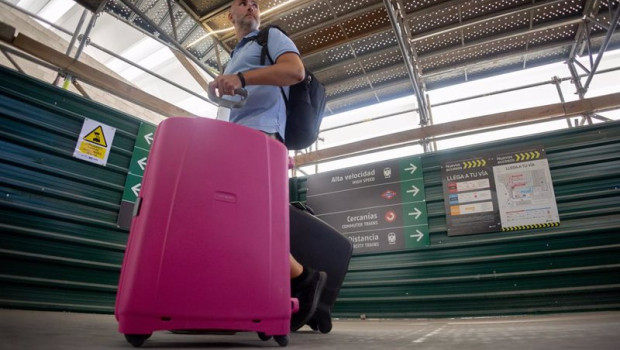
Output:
135 122 156 151
402 202 428 226
404 226 429 248
399 157 423 181
401 178 425 200
128 147 149 177
121 173 143 203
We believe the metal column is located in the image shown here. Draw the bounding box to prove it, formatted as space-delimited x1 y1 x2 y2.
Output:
566 0 620 125
383 0 431 132
119 0 217 79
60 1 107 92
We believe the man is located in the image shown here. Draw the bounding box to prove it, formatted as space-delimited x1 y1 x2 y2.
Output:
209 0 327 332
210 0 303 141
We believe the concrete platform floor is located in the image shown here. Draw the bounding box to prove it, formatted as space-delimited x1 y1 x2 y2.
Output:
1 309 619 349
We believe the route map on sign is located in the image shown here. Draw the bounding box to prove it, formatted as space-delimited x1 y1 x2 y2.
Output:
442 147 559 236
493 151 559 231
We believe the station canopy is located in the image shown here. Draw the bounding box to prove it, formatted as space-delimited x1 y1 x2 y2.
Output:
78 0 620 118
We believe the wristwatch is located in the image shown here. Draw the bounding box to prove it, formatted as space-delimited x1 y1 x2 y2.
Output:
237 72 246 88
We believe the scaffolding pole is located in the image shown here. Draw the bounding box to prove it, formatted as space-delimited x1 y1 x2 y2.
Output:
383 0 431 129
118 0 217 79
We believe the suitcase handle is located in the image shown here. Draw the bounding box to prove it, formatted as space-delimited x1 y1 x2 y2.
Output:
291 298 299 314
207 84 248 109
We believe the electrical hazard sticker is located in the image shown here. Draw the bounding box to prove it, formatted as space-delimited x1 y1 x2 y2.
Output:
82 125 108 147
73 118 116 166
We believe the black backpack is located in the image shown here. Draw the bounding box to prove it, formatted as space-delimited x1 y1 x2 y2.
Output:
252 25 326 150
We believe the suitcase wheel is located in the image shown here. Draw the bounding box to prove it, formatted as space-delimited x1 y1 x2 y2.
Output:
257 332 272 341
124 334 151 347
274 335 289 347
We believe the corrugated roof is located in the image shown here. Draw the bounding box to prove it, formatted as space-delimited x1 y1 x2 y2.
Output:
97 0 620 117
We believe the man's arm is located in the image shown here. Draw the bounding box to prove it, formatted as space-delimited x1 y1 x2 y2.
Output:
209 52 305 96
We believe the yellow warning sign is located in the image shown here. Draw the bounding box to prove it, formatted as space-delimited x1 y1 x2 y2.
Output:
73 118 116 166
79 141 106 160
83 125 107 147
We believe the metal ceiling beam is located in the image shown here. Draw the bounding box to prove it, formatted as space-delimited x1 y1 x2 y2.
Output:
423 40 574 79
326 64 409 99
418 17 583 62
303 0 577 60
218 0 350 43
326 80 412 113
118 0 217 78
191 0 322 22
322 28 620 113
569 0 602 59
565 0 619 125
314 15 586 83
383 0 430 128
567 0 601 98
324 0 381 104
313 45 402 76
410 0 572 43
326 62 617 126
165 0 179 41
173 0 235 55
127 0 147 22
579 3 620 93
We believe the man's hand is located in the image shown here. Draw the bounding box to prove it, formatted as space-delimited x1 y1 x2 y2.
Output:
209 74 244 97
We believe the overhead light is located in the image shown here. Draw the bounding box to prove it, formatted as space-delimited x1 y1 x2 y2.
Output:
186 27 234 49
262 0 299 15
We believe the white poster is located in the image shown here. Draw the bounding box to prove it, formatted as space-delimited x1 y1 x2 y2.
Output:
494 158 560 230
73 118 116 166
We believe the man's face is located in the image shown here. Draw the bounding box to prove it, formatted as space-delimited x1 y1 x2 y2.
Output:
229 0 260 31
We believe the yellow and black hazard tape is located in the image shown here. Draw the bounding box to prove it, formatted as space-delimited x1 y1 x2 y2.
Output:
514 151 541 162
502 222 560 231
462 159 487 169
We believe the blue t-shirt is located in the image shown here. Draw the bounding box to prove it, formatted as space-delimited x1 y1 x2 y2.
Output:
223 28 300 139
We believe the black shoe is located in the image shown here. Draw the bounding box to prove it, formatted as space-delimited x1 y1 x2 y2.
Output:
308 302 332 333
290 270 327 332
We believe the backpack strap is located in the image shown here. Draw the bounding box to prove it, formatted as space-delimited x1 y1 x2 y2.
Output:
256 27 271 66
253 25 289 104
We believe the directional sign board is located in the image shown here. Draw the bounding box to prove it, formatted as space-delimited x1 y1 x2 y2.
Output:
442 155 500 236
118 122 156 230
442 147 559 236
306 156 429 255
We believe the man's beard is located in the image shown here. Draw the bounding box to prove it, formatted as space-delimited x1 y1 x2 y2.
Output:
239 14 259 31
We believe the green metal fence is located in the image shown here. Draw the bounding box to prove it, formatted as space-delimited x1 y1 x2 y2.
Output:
0 65 148 313
2 64 619 317
292 121 620 318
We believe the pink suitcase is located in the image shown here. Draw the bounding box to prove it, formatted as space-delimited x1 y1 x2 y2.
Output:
115 117 294 347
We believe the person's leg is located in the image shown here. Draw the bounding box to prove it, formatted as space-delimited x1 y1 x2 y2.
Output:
290 255 303 278
289 254 327 331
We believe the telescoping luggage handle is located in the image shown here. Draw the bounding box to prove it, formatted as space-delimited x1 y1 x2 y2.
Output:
207 84 248 109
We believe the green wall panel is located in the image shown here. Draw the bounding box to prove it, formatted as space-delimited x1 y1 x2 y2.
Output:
2 65 620 318
0 66 146 313
292 120 620 318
